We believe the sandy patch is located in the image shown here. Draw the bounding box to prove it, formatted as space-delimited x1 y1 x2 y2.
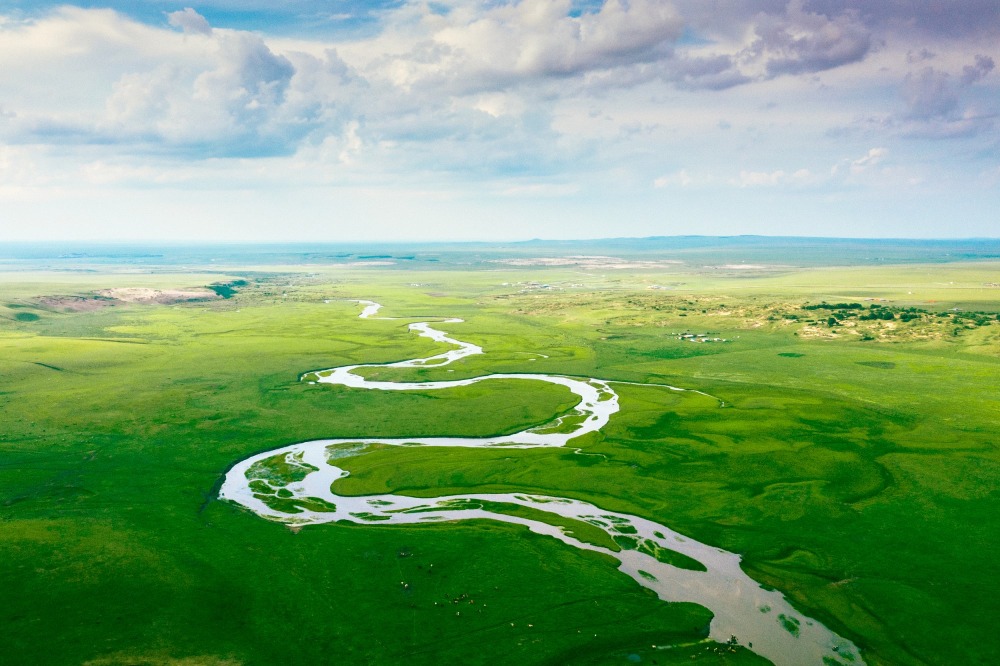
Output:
97 287 219 303
799 325 839 339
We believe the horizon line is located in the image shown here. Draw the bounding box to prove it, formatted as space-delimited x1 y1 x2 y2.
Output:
2 234 1000 246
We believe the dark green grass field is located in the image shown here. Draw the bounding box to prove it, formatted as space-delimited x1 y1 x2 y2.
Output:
1 250 998 666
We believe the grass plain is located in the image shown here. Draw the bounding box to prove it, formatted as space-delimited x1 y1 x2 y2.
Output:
0 240 998 666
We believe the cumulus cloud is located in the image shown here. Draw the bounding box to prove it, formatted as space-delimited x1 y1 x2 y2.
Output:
0 0 995 187
643 0 874 90
893 54 996 137
363 0 684 92
840 49 997 141
0 6 380 159
668 54 751 90
0 2 696 162
2 0 999 241
101 30 303 154
902 67 959 120
167 7 212 36
742 1 871 77
961 54 995 85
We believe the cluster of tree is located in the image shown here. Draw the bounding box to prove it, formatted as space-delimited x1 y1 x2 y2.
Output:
951 310 1000 327
815 301 1000 330
802 302 864 310
207 279 249 299
858 308 897 321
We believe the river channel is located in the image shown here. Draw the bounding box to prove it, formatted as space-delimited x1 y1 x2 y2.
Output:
220 301 863 666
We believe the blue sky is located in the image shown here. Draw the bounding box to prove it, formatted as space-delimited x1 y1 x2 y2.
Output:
0 0 998 241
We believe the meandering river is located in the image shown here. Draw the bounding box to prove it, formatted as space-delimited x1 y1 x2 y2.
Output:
220 301 863 666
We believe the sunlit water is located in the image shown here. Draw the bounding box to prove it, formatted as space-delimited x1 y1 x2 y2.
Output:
220 301 864 666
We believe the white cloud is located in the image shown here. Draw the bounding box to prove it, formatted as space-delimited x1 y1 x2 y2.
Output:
338 120 362 164
849 147 887 173
469 92 526 118
844 54 1000 140
0 2 997 241
742 1 872 77
355 0 683 92
654 0 874 90
1 1 989 166
167 8 212 36
899 55 994 127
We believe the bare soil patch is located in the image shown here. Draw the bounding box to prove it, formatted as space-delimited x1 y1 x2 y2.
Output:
38 295 117 312
97 287 219 304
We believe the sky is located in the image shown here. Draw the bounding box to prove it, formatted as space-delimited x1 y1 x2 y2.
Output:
0 0 998 242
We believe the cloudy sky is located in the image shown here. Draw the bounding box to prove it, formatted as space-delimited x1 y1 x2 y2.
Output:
0 0 998 241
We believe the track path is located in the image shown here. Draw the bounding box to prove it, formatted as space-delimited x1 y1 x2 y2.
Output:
220 301 863 666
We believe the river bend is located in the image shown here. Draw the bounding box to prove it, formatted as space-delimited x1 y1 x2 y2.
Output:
220 301 864 666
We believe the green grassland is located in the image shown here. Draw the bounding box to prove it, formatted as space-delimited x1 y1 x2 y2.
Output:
1 252 998 666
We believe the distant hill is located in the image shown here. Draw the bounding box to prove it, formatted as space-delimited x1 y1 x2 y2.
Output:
2 236 999 269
